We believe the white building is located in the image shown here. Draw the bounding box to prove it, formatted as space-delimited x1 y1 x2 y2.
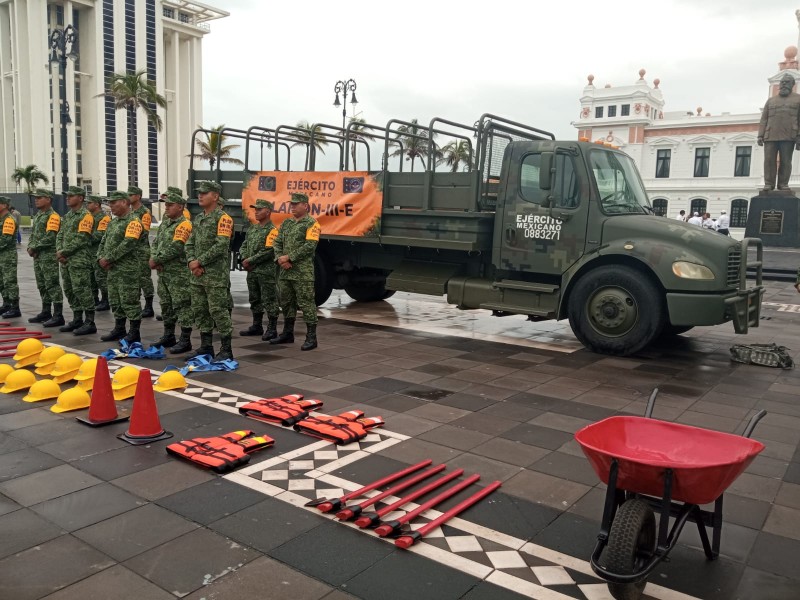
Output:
573 48 800 230
0 0 228 198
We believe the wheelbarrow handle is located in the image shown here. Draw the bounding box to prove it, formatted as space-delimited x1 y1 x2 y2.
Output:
743 410 767 439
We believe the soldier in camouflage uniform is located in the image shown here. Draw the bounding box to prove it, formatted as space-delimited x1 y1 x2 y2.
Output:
87 195 111 311
150 192 194 354
27 189 64 327
98 191 143 343
56 186 98 335
0 197 20 318
270 192 320 351
129 185 156 318
186 181 234 361
239 199 279 339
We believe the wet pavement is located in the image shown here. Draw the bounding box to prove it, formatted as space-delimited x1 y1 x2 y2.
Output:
0 247 799 599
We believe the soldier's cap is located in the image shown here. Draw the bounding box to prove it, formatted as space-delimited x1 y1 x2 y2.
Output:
33 188 53 198
250 199 274 210
164 192 187 205
108 190 131 202
290 192 309 204
165 186 183 196
195 181 222 194
127 185 143 196
66 186 86 197
0 196 11 206
86 195 103 204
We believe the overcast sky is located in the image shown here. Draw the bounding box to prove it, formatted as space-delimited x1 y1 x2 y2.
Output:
201 0 800 170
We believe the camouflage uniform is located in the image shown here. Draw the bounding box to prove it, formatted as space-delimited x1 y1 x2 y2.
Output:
129 186 155 316
151 194 193 349
27 190 64 326
89 197 111 310
271 193 320 350
0 197 19 318
98 197 143 324
56 187 96 332
185 184 234 344
239 199 279 338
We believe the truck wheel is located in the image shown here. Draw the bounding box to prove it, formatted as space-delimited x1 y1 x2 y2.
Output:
344 282 395 302
604 499 656 600
661 325 693 337
314 254 334 306
568 265 664 355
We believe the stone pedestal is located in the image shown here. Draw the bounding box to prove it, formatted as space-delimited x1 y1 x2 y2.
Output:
744 191 800 247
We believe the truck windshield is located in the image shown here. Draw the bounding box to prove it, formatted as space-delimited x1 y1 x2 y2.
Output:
589 149 652 215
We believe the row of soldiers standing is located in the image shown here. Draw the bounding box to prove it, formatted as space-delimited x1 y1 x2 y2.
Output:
0 182 321 359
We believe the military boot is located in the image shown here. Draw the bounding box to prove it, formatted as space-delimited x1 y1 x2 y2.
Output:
28 302 51 324
261 316 279 341
154 323 177 348
188 332 214 358
101 318 127 342
95 291 110 312
214 336 234 362
73 312 97 336
301 324 318 351
239 312 263 336
123 320 141 344
170 327 193 354
141 296 155 318
43 303 65 328
269 318 295 344
1 299 21 319
0 298 10 314
59 311 84 332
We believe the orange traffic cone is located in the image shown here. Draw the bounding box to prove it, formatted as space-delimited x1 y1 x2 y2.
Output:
117 368 173 445
77 356 129 427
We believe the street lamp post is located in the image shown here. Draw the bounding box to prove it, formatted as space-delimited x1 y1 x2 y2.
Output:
49 25 78 206
333 79 358 131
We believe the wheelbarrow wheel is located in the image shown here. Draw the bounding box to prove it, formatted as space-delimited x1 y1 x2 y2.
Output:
605 498 656 600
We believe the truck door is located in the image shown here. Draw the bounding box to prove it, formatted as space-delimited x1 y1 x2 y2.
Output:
497 143 589 277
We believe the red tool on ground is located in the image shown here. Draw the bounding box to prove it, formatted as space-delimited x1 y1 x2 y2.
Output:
0 327 29 333
305 459 433 513
394 480 502 548
335 464 447 521
354 469 465 528
374 473 481 537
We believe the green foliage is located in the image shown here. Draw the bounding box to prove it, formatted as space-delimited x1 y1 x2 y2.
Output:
390 119 436 172
192 125 244 171
438 140 473 172
11 164 49 193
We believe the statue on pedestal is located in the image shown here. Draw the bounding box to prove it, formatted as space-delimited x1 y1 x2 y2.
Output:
758 74 800 192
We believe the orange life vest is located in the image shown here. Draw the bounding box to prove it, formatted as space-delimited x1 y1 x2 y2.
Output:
293 410 384 445
239 394 323 427
166 430 274 473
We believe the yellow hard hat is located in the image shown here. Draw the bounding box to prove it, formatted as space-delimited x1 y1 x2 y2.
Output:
113 383 137 401
154 370 187 392
22 379 62 403
0 364 14 383
14 354 40 369
74 358 99 381
13 338 44 361
51 386 91 413
111 366 140 390
35 362 58 376
76 378 94 391
34 346 66 368
0 369 37 393
50 354 83 379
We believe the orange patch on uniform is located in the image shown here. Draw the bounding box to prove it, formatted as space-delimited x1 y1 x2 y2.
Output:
125 220 143 239
173 221 192 243
265 228 278 247
2 217 15 236
98 216 110 232
217 214 233 237
78 214 94 234
141 212 152 231
305 222 321 241
46 213 61 232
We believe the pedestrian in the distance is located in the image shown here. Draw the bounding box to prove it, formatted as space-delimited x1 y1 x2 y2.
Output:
270 192 321 351
27 189 64 327
239 199 279 340
716 210 730 236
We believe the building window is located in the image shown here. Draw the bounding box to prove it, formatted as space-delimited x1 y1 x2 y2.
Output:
621 104 630 116
652 198 668 216
163 7 174 18
690 198 707 215
734 146 751 177
179 12 191 23
608 105 617 117
694 147 710 177
595 106 603 118
731 199 748 227
655 149 671 178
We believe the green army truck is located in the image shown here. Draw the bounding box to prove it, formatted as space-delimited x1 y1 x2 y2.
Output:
186 114 763 356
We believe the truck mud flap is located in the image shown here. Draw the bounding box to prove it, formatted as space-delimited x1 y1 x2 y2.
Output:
386 261 462 296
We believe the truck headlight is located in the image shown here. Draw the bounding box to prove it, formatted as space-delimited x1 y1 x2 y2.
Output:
672 261 715 280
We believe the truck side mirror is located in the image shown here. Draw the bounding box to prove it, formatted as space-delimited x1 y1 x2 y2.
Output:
539 152 554 208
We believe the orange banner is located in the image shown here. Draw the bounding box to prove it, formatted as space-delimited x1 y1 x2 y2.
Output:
242 171 382 237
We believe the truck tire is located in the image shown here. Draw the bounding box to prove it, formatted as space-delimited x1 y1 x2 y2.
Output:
314 254 334 306
567 265 664 355
344 282 395 302
661 325 693 337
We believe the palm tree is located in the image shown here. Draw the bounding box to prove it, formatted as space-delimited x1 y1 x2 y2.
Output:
191 125 244 171
103 69 167 186
11 164 49 193
390 119 434 172
290 121 329 169
347 117 373 170
439 140 473 172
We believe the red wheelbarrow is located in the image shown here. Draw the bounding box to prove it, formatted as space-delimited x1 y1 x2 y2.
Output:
575 389 765 600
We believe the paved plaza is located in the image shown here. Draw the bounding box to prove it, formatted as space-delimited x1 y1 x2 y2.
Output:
0 245 799 600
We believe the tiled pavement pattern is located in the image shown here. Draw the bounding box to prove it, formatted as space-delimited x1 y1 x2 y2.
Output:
0 243 799 598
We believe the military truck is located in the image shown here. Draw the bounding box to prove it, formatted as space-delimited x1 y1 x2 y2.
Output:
186 114 763 356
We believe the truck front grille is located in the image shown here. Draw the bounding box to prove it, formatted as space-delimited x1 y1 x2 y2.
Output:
727 246 741 287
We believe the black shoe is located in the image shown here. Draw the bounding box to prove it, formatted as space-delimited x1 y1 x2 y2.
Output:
42 304 65 328
154 324 177 348
269 318 295 345
188 332 214 359
123 320 141 344
1 300 21 319
101 318 127 342
141 297 155 318
29 302 51 323
261 316 279 341
0 301 10 314
59 313 83 333
73 320 97 336
95 291 110 312
214 336 234 361
301 324 318 351
170 328 193 354
240 312 264 336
